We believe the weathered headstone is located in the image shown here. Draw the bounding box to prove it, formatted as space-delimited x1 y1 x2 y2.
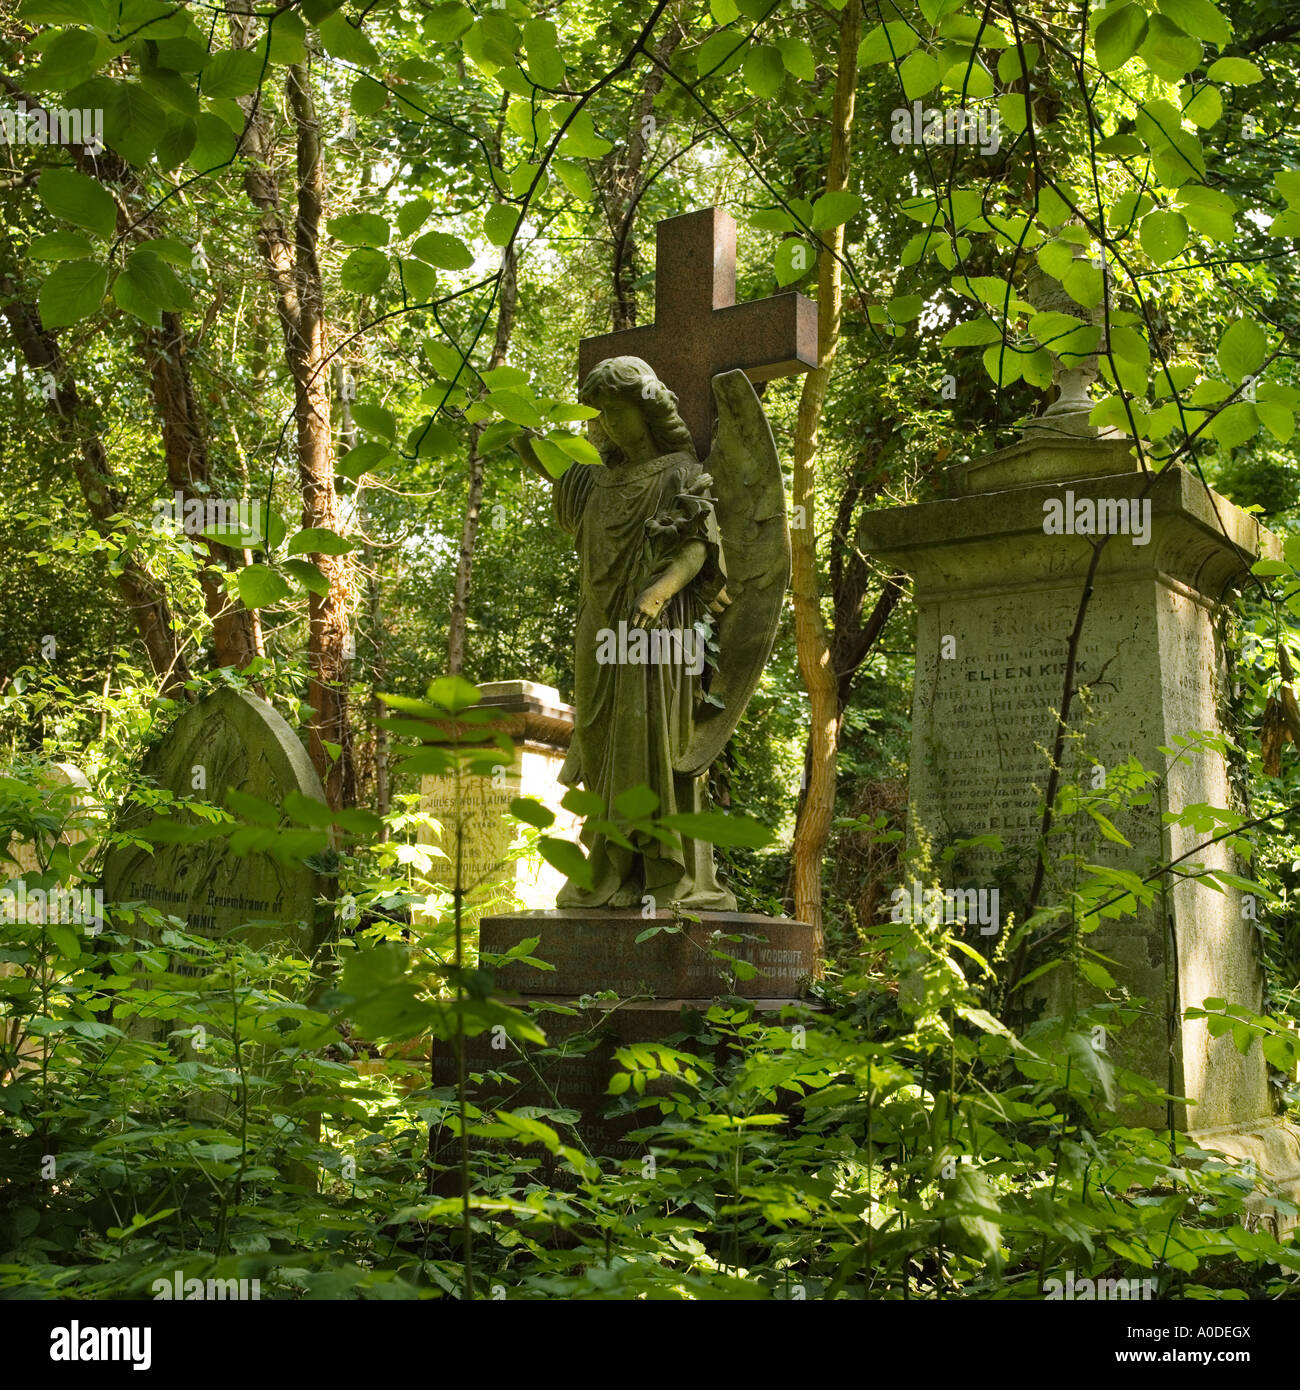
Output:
417 680 578 913
103 688 332 965
860 422 1300 1227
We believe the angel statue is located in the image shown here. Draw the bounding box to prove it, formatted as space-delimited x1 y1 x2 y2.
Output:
512 354 790 913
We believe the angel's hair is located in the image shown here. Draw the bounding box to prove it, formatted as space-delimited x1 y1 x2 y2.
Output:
578 355 696 464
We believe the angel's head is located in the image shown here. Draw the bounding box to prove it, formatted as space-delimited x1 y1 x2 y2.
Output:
578 356 695 466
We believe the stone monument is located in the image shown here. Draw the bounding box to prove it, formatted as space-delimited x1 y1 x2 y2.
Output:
436 208 822 1158
859 282 1300 1226
417 680 577 913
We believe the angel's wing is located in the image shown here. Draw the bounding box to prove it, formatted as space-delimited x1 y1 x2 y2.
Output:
673 370 790 776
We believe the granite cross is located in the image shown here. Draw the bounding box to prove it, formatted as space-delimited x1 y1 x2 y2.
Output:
578 206 819 457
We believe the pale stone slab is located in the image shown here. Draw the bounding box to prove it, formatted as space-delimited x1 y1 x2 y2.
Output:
417 681 578 912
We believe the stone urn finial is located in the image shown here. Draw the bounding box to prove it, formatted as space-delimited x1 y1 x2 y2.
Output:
1022 227 1121 441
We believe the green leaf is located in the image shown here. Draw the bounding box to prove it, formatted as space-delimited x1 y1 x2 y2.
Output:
396 200 432 237
776 36 816 80
328 213 390 247
410 230 473 269
1217 319 1267 384
537 836 592 890
1158 0 1230 48
1180 82 1222 129
139 237 196 268
551 433 602 467
236 564 292 610
940 317 1001 349
982 342 1022 386
888 294 924 322
201 49 264 99
1139 209 1188 264
350 74 388 116
510 797 555 829
39 167 115 239
557 109 612 159
339 248 389 295
997 43 1038 82
1205 400 1257 449
28 26 100 90
810 191 862 231
553 158 592 202
1177 185 1236 240
743 44 784 99
337 441 392 481
560 787 603 818
350 403 396 440
1257 402 1295 444
113 248 190 326
774 238 814 287
695 31 746 79
425 674 482 713
318 11 380 67
1062 259 1104 309
1094 3 1148 72
858 22 920 65
187 112 238 171
484 204 519 247
155 116 197 172
941 57 994 99
266 9 308 64
103 80 167 167
523 18 565 87
488 391 543 428
423 3 474 44
28 231 93 261
401 260 437 302
613 785 660 819
288 527 353 557
1106 324 1151 396
1139 14 1201 83
531 437 570 477
407 417 460 460
899 50 940 99
1205 56 1262 84
658 812 773 849
38 259 107 328
282 558 330 597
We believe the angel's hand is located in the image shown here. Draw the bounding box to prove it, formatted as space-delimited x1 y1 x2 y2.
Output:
631 586 668 629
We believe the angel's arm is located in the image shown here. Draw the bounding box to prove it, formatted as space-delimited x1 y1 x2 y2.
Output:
631 541 707 629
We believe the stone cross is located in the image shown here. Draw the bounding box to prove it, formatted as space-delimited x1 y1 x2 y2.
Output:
578 206 819 456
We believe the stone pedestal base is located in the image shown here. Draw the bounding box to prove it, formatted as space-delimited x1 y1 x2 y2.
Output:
482 908 815 997
1190 1118 1300 1237
432 909 818 1163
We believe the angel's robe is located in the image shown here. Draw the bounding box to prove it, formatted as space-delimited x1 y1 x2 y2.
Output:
554 449 737 910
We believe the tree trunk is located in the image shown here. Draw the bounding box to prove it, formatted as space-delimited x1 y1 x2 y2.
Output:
788 0 861 955
229 11 356 805
144 311 264 671
285 62 355 808
1 293 193 697
447 241 517 676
